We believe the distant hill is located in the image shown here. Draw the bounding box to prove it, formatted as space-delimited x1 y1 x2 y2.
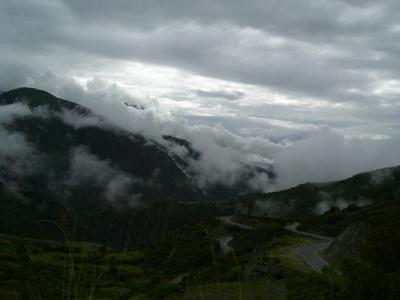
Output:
239 166 400 218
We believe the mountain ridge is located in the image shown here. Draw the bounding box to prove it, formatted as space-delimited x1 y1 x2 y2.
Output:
237 165 400 218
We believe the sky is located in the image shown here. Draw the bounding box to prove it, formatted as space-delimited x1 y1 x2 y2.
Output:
1 0 400 191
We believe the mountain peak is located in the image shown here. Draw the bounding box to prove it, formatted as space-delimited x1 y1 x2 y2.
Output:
0 87 89 114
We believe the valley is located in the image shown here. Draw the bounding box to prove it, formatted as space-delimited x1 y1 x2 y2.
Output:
0 87 399 299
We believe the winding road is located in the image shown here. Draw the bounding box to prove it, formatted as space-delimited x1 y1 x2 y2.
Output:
218 216 334 273
217 216 253 254
285 222 333 272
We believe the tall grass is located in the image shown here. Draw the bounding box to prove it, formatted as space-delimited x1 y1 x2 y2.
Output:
38 219 107 300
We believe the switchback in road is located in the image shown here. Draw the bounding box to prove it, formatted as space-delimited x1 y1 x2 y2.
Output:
285 222 333 272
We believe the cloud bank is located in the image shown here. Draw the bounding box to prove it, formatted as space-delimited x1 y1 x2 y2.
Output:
2 68 400 195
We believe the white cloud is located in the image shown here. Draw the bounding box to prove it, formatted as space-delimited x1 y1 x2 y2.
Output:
0 127 39 185
1 66 400 194
0 103 32 123
182 124 278 190
56 108 104 129
68 146 140 205
369 168 394 185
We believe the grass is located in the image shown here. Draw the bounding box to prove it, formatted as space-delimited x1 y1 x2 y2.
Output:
0 215 333 299
0 232 150 299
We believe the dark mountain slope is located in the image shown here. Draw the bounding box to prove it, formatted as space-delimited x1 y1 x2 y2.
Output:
0 87 208 247
1 87 203 202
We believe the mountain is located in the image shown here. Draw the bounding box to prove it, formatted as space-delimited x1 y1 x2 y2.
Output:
0 87 90 112
238 166 400 218
0 87 212 247
0 87 276 247
0 87 204 201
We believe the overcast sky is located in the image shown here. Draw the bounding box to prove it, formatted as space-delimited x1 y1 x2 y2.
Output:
2 0 400 140
1 0 400 190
